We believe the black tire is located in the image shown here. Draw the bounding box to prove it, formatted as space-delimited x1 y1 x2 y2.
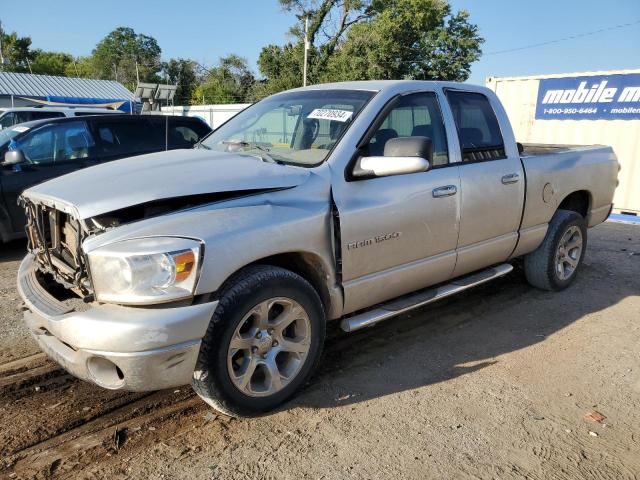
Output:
524 209 587 291
192 265 326 417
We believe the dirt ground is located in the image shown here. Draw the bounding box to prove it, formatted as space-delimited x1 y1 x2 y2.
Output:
0 221 638 480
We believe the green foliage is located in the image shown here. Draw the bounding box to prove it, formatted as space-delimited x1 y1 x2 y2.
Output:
252 43 310 98
257 0 483 95
63 56 94 78
0 29 35 72
30 51 74 76
192 55 255 104
324 0 482 81
90 27 162 90
162 58 198 105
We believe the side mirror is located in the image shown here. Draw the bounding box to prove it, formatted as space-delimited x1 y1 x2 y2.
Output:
2 150 25 166
352 136 432 178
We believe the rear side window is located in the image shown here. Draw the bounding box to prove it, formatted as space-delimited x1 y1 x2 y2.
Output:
27 111 66 121
94 118 164 157
446 91 505 162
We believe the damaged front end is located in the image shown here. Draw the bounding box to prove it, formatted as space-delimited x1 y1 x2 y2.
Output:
20 188 286 302
21 198 94 300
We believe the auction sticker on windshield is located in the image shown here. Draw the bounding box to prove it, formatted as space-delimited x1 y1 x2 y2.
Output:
308 108 353 122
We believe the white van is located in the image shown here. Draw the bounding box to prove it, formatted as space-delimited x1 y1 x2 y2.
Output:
0 106 122 130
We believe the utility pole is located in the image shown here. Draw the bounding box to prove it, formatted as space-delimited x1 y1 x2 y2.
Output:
0 20 5 69
135 60 140 85
303 16 309 87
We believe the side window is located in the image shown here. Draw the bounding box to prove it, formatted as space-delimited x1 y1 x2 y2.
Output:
94 118 164 157
29 111 66 121
16 121 95 164
367 92 449 166
446 91 505 162
167 119 210 149
15 112 32 124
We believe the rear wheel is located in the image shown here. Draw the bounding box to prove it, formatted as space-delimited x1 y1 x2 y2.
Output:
192 265 325 417
524 209 587 291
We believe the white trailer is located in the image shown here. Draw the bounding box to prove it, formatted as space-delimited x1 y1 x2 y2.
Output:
487 69 640 215
161 104 250 130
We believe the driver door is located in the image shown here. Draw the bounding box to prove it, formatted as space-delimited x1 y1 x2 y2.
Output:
332 92 461 314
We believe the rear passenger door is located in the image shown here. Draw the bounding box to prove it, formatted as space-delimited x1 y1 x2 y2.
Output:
445 90 525 277
92 117 164 163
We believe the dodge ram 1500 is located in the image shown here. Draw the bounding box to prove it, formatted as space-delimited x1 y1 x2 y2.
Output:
16 81 618 416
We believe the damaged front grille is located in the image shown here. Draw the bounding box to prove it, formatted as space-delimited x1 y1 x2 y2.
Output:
23 200 93 299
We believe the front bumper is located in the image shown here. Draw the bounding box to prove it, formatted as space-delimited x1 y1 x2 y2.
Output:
17 254 218 391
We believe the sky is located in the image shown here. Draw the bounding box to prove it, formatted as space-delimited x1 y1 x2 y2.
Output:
1 0 639 85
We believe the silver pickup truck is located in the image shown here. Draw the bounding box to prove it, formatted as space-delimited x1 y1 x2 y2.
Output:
16 81 618 416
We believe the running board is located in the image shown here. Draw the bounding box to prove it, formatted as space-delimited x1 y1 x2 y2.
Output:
340 263 514 332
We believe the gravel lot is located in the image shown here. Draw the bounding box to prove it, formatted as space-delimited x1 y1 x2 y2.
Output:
1 221 638 479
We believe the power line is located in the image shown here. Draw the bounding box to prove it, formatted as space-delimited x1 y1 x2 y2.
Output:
307 18 640 67
485 19 640 56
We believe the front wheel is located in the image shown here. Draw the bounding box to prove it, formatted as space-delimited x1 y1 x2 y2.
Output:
192 265 325 417
524 209 587 291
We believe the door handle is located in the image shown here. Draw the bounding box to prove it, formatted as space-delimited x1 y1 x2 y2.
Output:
501 173 520 184
432 185 457 198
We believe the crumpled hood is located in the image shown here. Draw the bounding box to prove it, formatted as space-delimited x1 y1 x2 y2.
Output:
21 149 310 219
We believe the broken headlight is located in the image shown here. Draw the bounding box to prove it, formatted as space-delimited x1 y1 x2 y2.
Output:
87 237 201 304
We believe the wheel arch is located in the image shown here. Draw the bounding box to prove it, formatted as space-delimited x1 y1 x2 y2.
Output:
557 190 591 218
209 251 335 319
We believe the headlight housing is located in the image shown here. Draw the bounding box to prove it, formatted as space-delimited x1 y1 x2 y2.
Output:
87 237 202 305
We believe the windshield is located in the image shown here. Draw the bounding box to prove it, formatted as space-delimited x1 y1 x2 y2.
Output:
200 89 375 166
0 126 28 151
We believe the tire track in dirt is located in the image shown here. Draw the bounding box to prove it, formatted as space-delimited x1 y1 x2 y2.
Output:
2 390 205 479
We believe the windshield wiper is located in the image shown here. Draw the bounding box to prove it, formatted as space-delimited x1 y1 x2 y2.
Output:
221 140 283 164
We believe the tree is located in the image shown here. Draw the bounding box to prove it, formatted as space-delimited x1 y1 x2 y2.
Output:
161 58 198 105
252 42 309 98
0 29 35 72
30 51 74 76
325 0 483 81
192 55 255 104
256 0 483 95
90 27 161 89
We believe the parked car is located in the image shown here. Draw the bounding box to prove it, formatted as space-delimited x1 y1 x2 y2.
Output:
17 81 618 417
0 106 121 130
0 114 211 241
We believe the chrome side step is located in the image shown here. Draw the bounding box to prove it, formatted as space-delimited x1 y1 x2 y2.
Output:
340 263 514 332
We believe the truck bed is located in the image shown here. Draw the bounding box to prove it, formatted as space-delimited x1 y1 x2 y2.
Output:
520 143 583 157
518 143 617 233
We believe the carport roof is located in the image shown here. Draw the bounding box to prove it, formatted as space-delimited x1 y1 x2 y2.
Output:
0 72 135 100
